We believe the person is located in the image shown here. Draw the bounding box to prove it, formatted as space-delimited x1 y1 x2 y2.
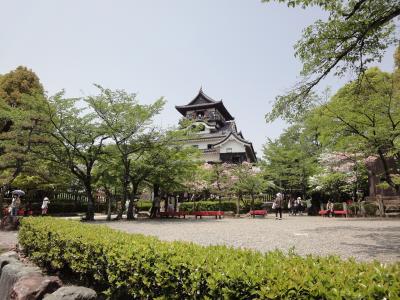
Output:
41 197 50 215
287 198 292 216
274 193 284 220
293 197 299 216
10 195 20 217
326 200 334 217
296 197 303 216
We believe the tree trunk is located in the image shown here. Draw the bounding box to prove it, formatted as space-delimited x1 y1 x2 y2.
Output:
84 182 95 221
236 193 241 217
118 172 130 219
377 148 400 193
127 183 138 220
250 194 255 211
149 184 160 218
0 186 4 219
104 188 112 221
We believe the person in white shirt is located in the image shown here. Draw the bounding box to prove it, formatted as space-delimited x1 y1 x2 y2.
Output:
41 197 50 215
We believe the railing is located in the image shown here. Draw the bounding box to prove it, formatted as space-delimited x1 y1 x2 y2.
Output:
203 148 218 153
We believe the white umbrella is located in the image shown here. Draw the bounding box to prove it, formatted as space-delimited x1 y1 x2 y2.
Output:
12 190 25 196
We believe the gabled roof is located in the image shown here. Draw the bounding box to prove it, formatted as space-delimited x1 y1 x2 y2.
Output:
186 87 217 105
175 88 234 121
213 132 257 162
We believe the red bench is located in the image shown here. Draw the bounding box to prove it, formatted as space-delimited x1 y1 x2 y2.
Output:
193 211 224 219
319 210 351 217
333 210 350 217
250 210 267 218
159 211 188 219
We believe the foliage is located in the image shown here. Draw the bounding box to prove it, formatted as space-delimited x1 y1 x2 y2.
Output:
180 200 237 212
232 162 271 196
308 67 400 192
0 66 48 217
180 200 265 212
38 92 109 220
264 0 400 122
347 202 379 216
87 85 165 218
309 152 369 200
0 66 44 108
263 124 319 197
20 217 400 300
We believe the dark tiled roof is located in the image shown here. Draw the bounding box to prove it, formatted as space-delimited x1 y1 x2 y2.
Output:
175 88 234 121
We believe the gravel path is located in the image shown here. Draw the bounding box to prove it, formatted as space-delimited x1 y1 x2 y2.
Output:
0 230 18 252
103 215 400 263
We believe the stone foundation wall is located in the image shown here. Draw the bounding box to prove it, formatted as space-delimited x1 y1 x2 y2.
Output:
0 251 97 300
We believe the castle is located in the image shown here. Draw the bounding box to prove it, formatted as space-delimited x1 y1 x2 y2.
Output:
175 88 257 163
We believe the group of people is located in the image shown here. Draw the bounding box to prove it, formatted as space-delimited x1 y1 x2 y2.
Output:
7 194 50 217
288 197 305 216
273 193 306 220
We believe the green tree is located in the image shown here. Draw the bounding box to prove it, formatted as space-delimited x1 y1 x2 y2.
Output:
145 133 200 217
232 162 269 213
263 124 319 198
264 0 399 121
309 67 400 192
40 92 109 220
0 67 47 218
93 148 123 221
87 85 165 219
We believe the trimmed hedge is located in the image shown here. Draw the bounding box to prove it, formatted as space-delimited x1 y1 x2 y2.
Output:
180 201 237 212
180 200 265 212
19 218 400 299
137 201 152 211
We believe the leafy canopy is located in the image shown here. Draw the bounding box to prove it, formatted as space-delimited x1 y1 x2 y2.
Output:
264 0 400 122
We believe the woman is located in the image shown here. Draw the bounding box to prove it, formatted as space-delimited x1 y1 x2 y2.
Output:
274 193 284 220
41 197 50 215
326 200 334 217
10 195 20 217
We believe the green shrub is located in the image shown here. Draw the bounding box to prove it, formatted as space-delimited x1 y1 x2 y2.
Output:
365 203 379 216
19 217 400 300
179 200 264 212
241 200 264 211
137 201 152 211
48 201 110 214
180 200 237 212
332 202 345 210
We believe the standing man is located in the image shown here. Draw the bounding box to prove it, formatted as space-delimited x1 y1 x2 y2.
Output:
41 197 50 215
274 193 284 220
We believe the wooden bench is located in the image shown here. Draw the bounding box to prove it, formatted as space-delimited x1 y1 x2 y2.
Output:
159 211 188 219
250 210 267 218
193 211 224 219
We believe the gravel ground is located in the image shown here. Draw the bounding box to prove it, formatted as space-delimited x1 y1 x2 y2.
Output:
0 230 18 252
103 215 400 263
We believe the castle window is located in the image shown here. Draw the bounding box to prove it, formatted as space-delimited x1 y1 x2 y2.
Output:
207 144 212 149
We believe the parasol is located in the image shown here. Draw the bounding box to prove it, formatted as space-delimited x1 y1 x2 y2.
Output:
12 190 25 196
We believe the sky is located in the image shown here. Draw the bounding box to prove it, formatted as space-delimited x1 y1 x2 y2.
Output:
0 0 397 157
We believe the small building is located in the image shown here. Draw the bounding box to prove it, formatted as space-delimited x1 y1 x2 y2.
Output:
175 88 257 163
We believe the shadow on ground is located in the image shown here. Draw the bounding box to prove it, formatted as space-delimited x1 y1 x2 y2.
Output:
308 225 400 261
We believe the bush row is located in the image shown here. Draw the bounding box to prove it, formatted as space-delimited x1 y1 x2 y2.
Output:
19 217 400 299
180 200 265 212
180 201 237 212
